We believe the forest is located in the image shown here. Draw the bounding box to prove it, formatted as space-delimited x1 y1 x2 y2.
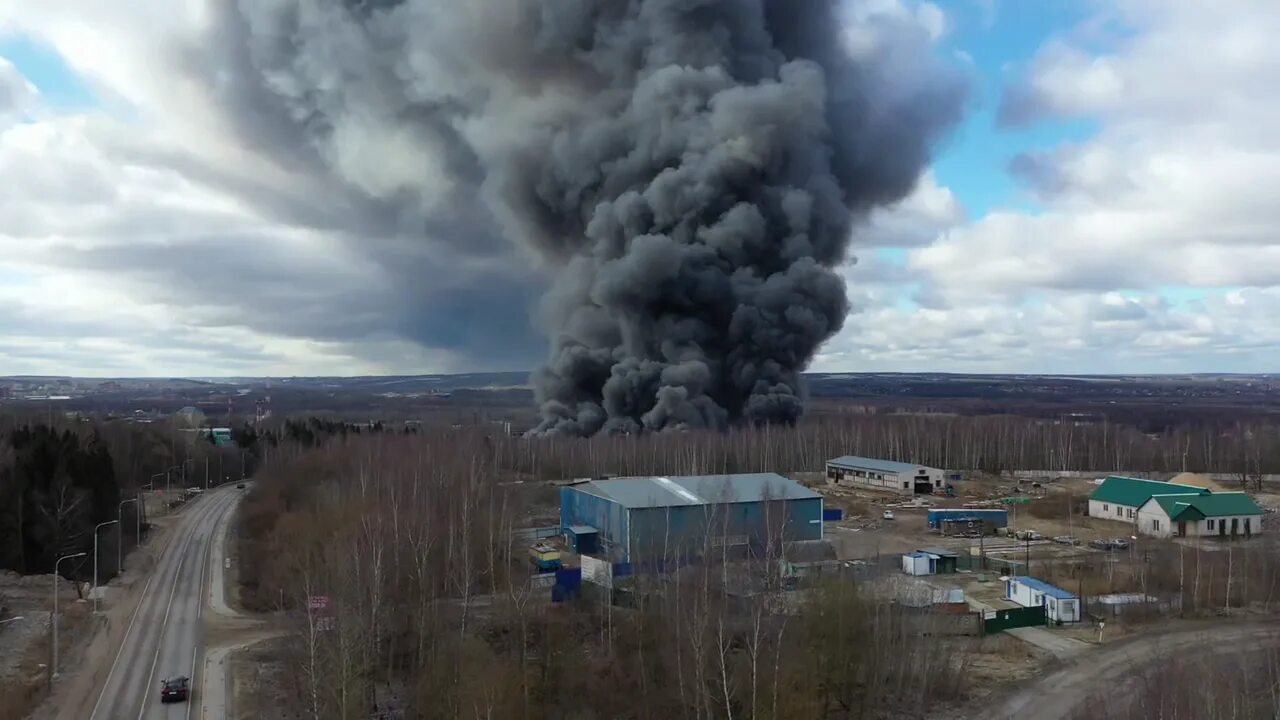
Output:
0 414 258 580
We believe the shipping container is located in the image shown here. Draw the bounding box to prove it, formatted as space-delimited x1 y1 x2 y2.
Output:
926 508 1008 529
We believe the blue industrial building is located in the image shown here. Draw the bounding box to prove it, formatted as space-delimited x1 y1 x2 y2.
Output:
559 473 824 563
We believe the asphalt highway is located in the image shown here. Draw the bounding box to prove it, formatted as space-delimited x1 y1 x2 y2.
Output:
87 486 241 720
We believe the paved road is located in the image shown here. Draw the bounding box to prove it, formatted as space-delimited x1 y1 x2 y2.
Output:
87 487 241 720
978 620 1280 720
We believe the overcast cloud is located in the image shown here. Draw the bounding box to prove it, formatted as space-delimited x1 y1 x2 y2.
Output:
1 0 1278 376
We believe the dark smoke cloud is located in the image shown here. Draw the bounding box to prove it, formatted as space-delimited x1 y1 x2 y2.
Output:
208 0 966 434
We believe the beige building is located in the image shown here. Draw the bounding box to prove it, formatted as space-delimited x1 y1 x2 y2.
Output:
1135 493 1264 538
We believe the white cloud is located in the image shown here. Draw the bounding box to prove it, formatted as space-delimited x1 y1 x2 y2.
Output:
816 287 1280 373
820 0 1280 372
856 170 965 249
0 55 37 123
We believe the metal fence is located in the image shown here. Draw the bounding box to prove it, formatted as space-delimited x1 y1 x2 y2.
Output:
956 553 1027 577
983 605 1046 633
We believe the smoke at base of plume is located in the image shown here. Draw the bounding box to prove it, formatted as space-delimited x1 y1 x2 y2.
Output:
219 0 966 436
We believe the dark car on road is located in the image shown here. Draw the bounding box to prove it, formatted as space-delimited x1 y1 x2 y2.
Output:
160 676 190 703
236 482 245 489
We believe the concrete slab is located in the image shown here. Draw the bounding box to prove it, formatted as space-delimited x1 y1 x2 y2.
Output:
1006 626 1091 660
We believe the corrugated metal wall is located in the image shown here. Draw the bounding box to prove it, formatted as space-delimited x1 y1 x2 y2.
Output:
626 497 824 562
559 487 630 561
562 487 825 563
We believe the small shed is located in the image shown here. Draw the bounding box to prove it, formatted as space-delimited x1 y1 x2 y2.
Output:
902 552 932 576
564 525 599 555
1005 576 1080 624
918 548 958 574
901 548 958 576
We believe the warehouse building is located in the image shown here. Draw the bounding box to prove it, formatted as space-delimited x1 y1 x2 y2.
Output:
1087 475 1208 523
559 473 823 564
825 455 947 495
1135 492 1264 538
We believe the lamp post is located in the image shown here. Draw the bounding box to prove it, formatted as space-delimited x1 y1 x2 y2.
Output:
93 520 119 613
52 551 86 679
118 498 138 573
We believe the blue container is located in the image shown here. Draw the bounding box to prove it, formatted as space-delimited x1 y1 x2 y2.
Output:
822 508 845 522
926 508 1008 529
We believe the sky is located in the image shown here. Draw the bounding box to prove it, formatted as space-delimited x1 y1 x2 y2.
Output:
1 0 1278 377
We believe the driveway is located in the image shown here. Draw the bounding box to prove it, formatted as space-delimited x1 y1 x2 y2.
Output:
1005 626 1090 659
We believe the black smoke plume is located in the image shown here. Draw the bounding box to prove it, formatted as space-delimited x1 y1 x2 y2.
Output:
216 0 966 435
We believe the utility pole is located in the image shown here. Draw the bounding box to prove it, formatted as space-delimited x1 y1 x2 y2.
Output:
118 498 138 573
52 552 86 681
93 520 119 613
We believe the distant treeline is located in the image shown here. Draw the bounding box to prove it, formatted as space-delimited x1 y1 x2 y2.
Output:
494 414 1280 481
258 410 1280 480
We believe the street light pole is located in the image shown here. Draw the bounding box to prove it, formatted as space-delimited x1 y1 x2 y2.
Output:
118 498 138 573
93 520 119 613
52 551 86 679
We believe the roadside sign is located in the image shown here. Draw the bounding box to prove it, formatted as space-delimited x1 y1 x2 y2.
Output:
308 595 330 611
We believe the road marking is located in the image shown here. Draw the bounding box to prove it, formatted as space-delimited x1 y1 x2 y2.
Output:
87 565 156 720
136 538 189 720
88 495 198 720
186 644 198 720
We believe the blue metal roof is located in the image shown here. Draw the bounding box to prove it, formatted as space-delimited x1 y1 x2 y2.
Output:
566 525 597 535
827 455 932 473
571 473 819 509
1011 576 1077 600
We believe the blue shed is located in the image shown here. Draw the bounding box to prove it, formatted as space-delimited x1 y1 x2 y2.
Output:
926 508 1009 530
559 473 824 563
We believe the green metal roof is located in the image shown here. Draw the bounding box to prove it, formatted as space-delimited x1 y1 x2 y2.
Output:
1151 495 1206 521
1089 476 1208 507
1148 492 1263 519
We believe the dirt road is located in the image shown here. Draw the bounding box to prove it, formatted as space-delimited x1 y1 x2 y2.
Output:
975 620 1280 720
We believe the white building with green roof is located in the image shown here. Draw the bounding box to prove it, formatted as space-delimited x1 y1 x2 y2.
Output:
1087 475 1207 524
1135 492 1264 538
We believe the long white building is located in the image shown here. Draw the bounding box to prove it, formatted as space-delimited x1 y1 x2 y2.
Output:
825 455 947 495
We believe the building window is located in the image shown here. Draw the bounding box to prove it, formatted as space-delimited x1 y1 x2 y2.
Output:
1152 519 1160 531
1116 506 1123 517
1246 519 1252 534
1103 504 1109 512
1127 509 1134 518
1208 519 1215 531
903 481 910 489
